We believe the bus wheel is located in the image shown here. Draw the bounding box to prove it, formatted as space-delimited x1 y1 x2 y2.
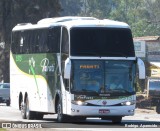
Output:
56 99 68 122
6 100 10 106
156 104 160 114
112 116 122 124
25 97 35 120
21 100 26 119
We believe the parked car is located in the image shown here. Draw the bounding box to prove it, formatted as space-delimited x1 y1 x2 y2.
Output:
0 83 10 106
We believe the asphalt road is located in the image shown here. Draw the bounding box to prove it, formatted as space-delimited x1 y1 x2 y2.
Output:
0 103 160 129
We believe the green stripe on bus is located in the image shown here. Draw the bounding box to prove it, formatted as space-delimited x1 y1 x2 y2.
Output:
30 65 40 99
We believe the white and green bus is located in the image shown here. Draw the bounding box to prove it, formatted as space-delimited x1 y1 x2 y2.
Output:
10 16 145 123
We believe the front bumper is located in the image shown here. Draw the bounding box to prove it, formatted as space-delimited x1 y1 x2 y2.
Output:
69 104 135 117
0 97 10 103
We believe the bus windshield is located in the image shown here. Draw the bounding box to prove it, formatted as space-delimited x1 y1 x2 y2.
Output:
71 60 136 96
70 27 135 57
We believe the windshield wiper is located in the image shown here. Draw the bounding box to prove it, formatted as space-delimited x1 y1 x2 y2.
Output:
111 89 134 94
72 89 98 93
81 89 97 92
82 89 99 94
77 52 99 56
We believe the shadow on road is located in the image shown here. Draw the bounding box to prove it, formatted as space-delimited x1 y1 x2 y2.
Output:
41 118 160 128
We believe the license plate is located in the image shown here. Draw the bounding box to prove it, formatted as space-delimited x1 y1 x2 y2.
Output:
99 109 110 114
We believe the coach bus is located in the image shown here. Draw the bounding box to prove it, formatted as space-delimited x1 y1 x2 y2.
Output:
10 16 145 123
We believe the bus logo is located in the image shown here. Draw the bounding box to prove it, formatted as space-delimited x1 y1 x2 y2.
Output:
40 58 55 72
102 101 107 105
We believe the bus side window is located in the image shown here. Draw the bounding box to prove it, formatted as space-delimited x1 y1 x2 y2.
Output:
29 31 34 53
48 27 61 53
35 30 40 53
61 27 69 54
19 32 24 54
38 29 48 53
12 31 20 54
23 31 29 54
61 27 69 90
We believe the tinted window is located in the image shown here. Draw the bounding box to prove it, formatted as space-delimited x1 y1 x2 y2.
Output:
0 84 3 89
11 27 61 54
70 27 135 57
48 27 61 53
0 84 10 89
3 84 10 88
61 27 69 54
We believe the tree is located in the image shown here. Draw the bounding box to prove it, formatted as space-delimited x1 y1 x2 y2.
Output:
108 0 148 37
80 0 160 36
143 0 160 36
0 0 61 82
60 0 83 16
80 0 114 18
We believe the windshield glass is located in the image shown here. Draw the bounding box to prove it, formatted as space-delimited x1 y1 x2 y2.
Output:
104 61 136 94
149 81 160 90
71 60 136 96
70 27 135 57
71 60 104 94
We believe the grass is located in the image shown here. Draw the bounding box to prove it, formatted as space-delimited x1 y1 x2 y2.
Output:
0 128 6 131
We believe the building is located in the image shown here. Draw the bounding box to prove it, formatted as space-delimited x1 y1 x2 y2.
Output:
134 36 160 62
134 36 160 92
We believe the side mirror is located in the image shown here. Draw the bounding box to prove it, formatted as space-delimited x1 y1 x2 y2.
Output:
64 58 71 79
137 58 145 79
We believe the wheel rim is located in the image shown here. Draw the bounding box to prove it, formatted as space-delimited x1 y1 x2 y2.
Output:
21 102 24 115
26 99 29 118
57 102 62 121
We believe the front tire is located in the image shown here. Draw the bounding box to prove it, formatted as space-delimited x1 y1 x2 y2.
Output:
56 99 69 122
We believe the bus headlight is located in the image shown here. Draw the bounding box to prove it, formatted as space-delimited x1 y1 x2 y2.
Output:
121 101 136 106
71 100 88 106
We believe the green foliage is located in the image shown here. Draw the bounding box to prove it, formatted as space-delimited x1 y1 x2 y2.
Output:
81 0 113 18
60 0 83 16
136 80 142 92
78 0 160 37
0 0 61 82
0 128 7 131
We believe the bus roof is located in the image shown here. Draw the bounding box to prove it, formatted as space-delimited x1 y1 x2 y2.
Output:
12 16 130 31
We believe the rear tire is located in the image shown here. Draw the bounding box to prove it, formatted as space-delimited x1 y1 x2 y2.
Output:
21 100 26 119
25 96 35 120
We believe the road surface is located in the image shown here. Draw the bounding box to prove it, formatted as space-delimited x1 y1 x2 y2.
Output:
0 104 160 129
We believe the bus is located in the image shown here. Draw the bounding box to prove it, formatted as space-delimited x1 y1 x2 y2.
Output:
10 16 145 123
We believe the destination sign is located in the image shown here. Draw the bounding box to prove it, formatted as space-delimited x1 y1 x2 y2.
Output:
80 65 100 69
